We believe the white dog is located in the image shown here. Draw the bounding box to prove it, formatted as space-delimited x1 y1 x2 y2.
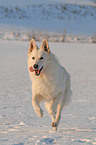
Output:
28 38 72 131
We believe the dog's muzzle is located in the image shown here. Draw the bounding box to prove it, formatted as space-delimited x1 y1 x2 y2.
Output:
29 66 43 76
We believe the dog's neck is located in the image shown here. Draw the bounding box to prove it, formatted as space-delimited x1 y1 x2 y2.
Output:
41 54 60 79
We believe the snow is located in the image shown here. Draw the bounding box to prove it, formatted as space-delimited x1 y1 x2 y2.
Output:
0 0 96 144
0 0 96 37
0 40 96 145
0 0 96 43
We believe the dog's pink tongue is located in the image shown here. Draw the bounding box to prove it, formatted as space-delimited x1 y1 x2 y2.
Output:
29 66 34 72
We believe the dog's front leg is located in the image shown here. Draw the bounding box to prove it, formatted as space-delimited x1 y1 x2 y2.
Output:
32 97 43 118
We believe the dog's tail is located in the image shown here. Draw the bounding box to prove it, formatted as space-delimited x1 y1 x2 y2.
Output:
63 75 72 107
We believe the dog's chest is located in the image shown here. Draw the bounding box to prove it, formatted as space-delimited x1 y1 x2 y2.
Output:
32 76 58 99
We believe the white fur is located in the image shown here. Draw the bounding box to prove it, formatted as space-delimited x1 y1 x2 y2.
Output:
28 39 72 131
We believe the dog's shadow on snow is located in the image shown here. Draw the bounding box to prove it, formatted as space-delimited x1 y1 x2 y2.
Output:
13 143 24 145
40 136 62 144
40 138 54 144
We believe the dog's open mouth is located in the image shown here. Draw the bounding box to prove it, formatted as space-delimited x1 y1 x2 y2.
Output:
35 66 43 76
29 66 43 76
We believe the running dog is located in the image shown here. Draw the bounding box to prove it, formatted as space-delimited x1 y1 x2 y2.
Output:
28 38 72 131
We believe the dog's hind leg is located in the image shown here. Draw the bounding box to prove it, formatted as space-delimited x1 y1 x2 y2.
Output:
44 99 57 122
44 99 58 131
32 96 43 118
51 93 63 130
54 82 72 129
54 102 62 128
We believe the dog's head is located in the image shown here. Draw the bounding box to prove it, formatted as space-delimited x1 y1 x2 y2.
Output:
28 38 50 76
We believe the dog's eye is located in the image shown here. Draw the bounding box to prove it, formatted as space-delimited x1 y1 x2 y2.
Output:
40 57 43 60
32 57 35 60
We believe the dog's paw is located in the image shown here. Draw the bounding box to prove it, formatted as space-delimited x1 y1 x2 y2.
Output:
36 108 43 118
52 122 57 127
52 122 57 131
39 108 43 118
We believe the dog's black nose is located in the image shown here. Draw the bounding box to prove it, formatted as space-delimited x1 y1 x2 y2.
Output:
33 64 38 69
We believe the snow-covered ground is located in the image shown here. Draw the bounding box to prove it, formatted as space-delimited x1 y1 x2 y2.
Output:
0 41 96 145
0 0 96 41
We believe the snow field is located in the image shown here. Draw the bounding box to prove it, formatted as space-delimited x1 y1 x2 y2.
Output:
0 0 96 35
0 41 96 145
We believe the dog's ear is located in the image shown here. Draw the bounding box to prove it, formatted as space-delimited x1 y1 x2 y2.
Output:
41 39 50 54
28 39 37 55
